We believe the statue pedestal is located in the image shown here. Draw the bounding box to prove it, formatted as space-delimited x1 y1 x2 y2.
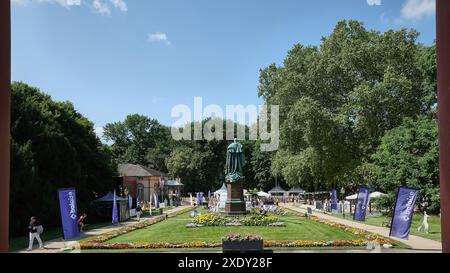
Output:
225 181 247 216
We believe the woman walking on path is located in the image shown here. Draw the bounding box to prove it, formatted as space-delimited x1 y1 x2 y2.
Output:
27 216 44 251
78 213 88 232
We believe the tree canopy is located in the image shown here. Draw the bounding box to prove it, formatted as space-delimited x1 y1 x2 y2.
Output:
259 20 437 194
10 82 115 237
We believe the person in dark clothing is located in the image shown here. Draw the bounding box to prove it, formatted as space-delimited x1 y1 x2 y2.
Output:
78 213 88 232
27 216 43 251
135 203 142 221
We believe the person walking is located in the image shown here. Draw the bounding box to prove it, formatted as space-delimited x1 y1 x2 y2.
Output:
136 203 142 221
78 213 87 232
27 216 44 251
418 211 430 234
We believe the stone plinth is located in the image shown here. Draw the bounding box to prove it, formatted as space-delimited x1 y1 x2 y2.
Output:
224 181 246 216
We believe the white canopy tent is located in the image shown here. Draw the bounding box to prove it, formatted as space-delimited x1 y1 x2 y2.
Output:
269 186 286 197
257 191 270 198
345 194 358 200
370 191 387 199
214 183 227 212
345 191 387 200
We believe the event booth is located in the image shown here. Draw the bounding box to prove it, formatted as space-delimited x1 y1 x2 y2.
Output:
92 192 130 222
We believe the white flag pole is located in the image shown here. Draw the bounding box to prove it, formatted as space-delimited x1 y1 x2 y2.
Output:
149 182 152 217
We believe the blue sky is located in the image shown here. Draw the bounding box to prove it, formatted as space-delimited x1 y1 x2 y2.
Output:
11 0 436 135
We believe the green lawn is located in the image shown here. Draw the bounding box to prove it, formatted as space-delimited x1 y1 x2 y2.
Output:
107 210 362 245
334 213 441 242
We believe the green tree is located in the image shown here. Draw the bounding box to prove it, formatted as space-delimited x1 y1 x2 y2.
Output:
259 20 435 191
10 82 114 237
103 114 172 171
371 116 439 213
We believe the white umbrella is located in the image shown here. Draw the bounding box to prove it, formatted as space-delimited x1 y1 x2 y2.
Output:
370 192 387 199
257 191 270 198
345 194 358 200
346 192 387 201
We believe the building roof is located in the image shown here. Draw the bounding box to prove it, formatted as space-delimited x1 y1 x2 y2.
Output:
118 163 169 177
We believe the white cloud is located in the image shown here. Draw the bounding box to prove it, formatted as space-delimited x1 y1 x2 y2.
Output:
13 0 128 16
92 0 111 16
401 0 435 20
94 127 104 138
148 32 171 46
110 0 127 13
13 0 81 7
367 0 382 6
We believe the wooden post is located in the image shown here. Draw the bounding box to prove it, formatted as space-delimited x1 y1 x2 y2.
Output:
0 0 11 253
437 0 450 253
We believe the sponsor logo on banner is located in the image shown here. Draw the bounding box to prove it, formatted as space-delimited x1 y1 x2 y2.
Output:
353 187 370 222
390 187 419 239
58 188 80 240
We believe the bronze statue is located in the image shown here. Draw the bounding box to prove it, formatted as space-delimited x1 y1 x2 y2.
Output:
225 138 245 184
224 139 246 215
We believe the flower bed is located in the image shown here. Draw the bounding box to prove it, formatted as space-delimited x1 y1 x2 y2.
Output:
222 234 264 253
79 207 396 250
79 239 371 250
309 216 395 245
241 214 280 226
190 213 283 227
193 214 228 226
223 234 263 242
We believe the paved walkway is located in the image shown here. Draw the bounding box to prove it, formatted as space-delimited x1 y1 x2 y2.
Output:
16 205 193 253
280 203 442 251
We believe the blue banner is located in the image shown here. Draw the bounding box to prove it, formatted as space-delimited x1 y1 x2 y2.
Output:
198 192 203 205
331 189 338 211
390 187 419 239
154 193 159 208
112 190 118 224
353 187 370 221
57 188 80 240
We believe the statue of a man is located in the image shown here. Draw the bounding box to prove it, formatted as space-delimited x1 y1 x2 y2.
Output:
225 138 245 183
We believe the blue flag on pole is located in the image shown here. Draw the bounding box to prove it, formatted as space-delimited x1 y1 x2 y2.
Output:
331 188 338 211
354 187 370 221
154 193 159 208
198 192 203 206
57 188 80 240
390 187 419 239
112 189 118 224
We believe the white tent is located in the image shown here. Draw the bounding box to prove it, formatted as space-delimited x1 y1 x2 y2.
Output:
269 186 286 196
257 191 270 198
214 183 228 212
345 191 387 200
345 194 358 200
370 191 387 199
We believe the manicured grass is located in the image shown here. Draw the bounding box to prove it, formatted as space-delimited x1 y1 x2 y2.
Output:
107 210 362 245
334 213 441 242
9 221 112 252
